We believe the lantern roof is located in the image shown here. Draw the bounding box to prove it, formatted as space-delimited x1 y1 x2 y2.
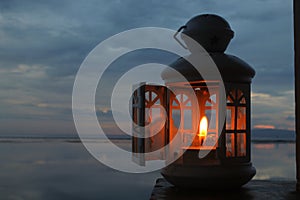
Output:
162 14 255 84
161 53 255 83
181 14 234 52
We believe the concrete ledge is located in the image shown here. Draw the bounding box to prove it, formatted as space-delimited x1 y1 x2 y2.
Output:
150 178 300 200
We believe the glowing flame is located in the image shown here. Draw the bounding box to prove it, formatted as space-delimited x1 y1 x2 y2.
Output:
198 116 208 146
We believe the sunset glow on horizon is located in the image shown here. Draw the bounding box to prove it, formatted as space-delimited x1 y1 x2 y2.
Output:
254 125 276 129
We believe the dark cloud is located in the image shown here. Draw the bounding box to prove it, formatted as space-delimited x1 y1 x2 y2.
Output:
253 69 294 94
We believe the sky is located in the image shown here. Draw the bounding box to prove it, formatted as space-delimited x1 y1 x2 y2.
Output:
0 0 295 136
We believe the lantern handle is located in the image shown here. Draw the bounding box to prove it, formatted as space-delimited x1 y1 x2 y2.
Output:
173 25 188 49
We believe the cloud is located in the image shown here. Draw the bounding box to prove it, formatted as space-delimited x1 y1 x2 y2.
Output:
251 91 295 129
11 64 48 78
0 0 295 135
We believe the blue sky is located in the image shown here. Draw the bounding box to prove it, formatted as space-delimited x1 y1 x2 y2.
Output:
0 0 295 136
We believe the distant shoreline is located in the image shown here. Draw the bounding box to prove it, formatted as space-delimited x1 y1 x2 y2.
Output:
251 140 295 143
0 128 295 143
0 137 295 144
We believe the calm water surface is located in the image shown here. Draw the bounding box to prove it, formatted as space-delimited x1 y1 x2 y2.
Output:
0 139 295 200
252 142 295 180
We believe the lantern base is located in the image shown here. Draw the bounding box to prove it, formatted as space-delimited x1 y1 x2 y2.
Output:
161 162 256 189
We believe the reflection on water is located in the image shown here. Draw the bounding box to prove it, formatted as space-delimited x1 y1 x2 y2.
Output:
252 142 295 180
0 140 159 200
0 139 296 199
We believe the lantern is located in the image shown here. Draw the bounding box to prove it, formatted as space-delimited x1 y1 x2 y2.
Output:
132 14 256 188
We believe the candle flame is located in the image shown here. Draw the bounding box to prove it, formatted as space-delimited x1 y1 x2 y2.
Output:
198 116 208 142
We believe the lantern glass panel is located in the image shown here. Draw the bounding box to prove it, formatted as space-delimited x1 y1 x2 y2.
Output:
229 91 236 102
226 106 235 130
226 133 235 157
206 109 216 130
183 110 192 129
237 107 246 130
240 97 246 104
237 133 247 157
237 89 244 100
227 95 234 103
171 109 180 129
170 91 194 149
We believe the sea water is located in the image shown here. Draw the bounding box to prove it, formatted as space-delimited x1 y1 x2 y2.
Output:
0 138 295 200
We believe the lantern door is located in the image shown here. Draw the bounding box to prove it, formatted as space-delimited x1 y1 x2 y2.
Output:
132 83 168 166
